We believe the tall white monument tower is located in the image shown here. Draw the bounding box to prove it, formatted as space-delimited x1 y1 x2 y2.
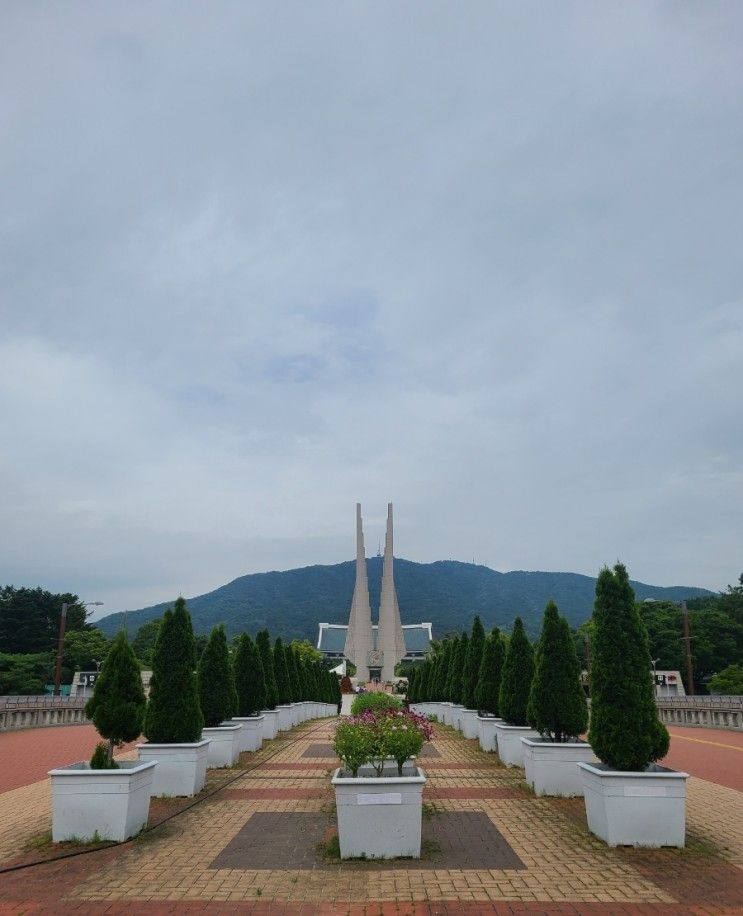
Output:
376 503 407 681
343 503 374 681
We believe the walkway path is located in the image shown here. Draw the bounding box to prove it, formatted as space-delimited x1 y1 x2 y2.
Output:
0 719 741 913
663 726 743 792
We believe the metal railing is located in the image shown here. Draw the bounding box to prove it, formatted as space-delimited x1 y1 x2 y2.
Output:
0 695 87 709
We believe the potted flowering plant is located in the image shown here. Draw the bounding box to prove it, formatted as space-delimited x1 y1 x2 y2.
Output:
331 707 432 859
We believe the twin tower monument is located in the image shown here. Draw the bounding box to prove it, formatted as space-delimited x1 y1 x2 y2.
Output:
344 503 406 682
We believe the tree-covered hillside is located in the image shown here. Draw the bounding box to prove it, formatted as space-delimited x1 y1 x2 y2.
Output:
96 559 711 643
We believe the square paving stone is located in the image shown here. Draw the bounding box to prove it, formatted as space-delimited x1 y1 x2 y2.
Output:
417 743 440 758
302 743 338 758
210 812 328 870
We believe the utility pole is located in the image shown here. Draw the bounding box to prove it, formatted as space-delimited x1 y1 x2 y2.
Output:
53 603 70 697
681 600 695 696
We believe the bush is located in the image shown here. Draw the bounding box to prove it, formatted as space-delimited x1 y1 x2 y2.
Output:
528 601 588 742
0 651 53 695
144 598 203 744
234 634 267 717
448 632 469 704
85 631 146 765
588 564 669 771
708 664 743 695
462 616 485 709
333 708 433 777
475 627 505 714
197 625 238 728
498 617 534 726
90 742 118 769
333 719 375 776
256 630 279 709
285 645 301 703
350 692 401 716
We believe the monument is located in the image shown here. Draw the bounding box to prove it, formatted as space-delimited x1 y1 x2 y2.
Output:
342 504 375 681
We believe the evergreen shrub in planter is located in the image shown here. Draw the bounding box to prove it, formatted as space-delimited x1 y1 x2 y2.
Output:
230 634 266 752
579 564 686 847
495 617 538 766
460 617 485 738
273 637 294 731
256 629 279 739
475 627 505 752
50 631 155 841
138 598 208 796
198 625 241 767
522 601 593 796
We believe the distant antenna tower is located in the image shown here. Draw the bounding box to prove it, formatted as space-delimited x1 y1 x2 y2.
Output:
377 540 382 557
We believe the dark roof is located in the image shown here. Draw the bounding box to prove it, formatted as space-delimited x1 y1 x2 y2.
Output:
318 624 431 655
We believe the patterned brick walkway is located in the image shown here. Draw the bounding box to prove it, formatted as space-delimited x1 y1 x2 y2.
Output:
0 720 741 914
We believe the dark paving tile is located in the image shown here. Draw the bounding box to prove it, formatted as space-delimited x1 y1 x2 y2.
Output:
422 811 524 869
209 812 328 870
417 743 440 758
301 743 338 758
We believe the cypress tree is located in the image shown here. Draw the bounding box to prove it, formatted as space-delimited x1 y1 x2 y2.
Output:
449 632 469 705
297 656 310 700
285 644 301 702
589 564 669 770
407 667 418 702
419 661 430 701
528 601 588 742
144 597 203 743
234 633 267 716
86 630 146 765
273 638 292 704
462 616 486 709
197 625 238 727
443 637 459 701
498 617 534 726
256 629 279 709
475 627 505 714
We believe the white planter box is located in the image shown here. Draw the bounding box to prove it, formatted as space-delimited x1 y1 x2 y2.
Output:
202 724 242 767
331 764 426 859
522 737 596 796
49 760 156 842
477 715 503 752
137 739 209 797
579 762 688 847
294 703 306 723
260 709 279 740
276 704 293 731
437 702 452 725
494 722 540 767
450 704 464 731
460 708 479 739
231 716 264 752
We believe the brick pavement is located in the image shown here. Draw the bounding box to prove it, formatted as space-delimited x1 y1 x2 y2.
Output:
0 720 740 914
662 726 743 792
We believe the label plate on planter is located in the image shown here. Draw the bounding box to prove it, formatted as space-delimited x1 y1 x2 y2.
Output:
623 786 667 797
357 792 402 805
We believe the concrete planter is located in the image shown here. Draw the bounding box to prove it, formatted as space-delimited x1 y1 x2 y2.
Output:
459 708 479 739
276 704 293 731
231 716 264 752
450 704 464 731
331 764 426 859
260 709 279 740
437 702 452 725
522 737 595 797
579 762 688 847
137 739 209 797
202 723 242 767
493 722 540 767
477 715 503 752
49 759 157 842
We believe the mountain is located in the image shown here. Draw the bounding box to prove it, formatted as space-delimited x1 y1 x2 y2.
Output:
96 558 713 642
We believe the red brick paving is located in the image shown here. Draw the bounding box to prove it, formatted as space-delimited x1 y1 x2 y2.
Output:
0 725 137 792
662 726 743 792
424 786 525 799
222 788 327 800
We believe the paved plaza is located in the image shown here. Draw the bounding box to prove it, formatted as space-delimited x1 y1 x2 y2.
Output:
0 721 742 914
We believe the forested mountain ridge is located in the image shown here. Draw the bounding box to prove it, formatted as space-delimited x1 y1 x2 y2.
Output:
96 558 712 642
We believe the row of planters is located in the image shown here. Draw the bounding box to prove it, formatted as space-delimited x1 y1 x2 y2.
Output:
331 692 433 859
409 564 686 848
49 598 340 843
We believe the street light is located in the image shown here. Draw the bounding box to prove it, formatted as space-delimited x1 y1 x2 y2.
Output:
53 600 104 697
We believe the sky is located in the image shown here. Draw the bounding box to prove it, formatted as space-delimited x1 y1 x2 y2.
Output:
1 2 741 621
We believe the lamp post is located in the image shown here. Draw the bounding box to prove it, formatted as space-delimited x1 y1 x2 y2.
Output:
651 658 660 697
681 600 695 696
53 600 104 697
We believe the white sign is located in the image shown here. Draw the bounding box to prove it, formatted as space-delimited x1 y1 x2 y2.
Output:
623 786 667 797
357 792 402 806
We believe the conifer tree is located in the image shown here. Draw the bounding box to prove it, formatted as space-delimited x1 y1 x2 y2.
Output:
285 644 301 702
419 661 430 701
234 633 267 717
297 656 310 700
528 601 588 741
144 597 203 743
197 625 238 727
86 630 146 765
449 632 469 704
589 564 670 770
498 617 534 726
443 637 459 701
273 637 292 704
475 627 505 714
256 629 279 709
462 616 486 709
407 666 418 702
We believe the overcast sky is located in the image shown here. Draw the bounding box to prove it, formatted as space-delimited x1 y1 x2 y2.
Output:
1 3 741 620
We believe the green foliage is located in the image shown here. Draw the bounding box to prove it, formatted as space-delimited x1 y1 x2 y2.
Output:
233 633 267 717
528 601 588 741
0 651 53 695
144 598 203 743
462 616 485 709
350 692 402 716
0 586 85 654
131 619 162 666
256 630 278 709
498 617 534 726
63 629 111 677
333 719 374 776
85 631 146 759
197 625 238 727
285 644 301 702
290 639 323 664
448 633 468 704
589 564 669 771
474 627 505 714
90 742 118 769
708 664 743 695
272 638 292 705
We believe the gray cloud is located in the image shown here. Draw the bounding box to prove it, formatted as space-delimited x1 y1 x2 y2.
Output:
1 2 741 618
